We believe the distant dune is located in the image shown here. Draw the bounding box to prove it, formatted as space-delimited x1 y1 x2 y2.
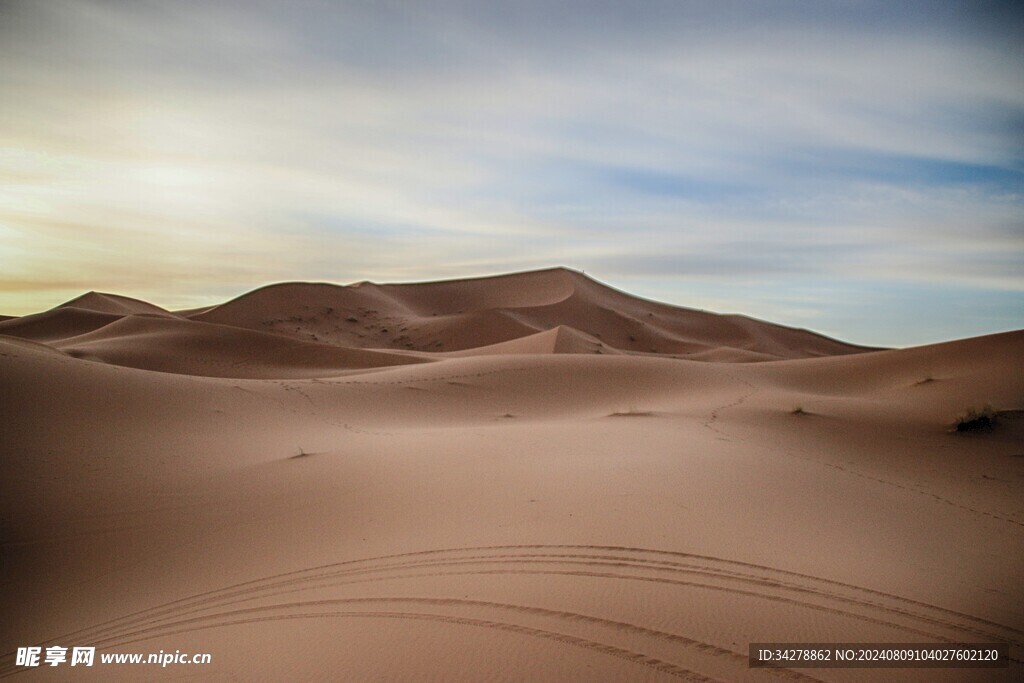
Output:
0 268 871 378
2 269 1021 681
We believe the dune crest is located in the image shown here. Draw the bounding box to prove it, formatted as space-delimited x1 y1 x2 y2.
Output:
59 291 178 317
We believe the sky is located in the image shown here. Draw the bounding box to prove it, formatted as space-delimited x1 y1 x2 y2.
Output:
1 0 1022 347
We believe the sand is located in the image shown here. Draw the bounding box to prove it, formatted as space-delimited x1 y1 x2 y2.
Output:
1 268 1021 681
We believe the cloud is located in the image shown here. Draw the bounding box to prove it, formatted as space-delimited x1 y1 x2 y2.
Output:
0 0 1021 344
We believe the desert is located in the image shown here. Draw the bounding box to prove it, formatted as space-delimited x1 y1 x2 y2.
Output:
3 2 1022 680
2 267 1021 681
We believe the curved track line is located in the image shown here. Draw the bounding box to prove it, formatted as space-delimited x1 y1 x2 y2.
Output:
6 595 826 682
7 544 1019 666
2 606 727 682
154 552 1017 645
46 555 1014 653
3 565 983 674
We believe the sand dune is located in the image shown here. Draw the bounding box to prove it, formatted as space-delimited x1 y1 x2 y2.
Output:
58 291 179 317
0 307 125 343
0 292 177 345
441 325 616 357
187 268 871 360
1 270 1020 681
51 314 427 378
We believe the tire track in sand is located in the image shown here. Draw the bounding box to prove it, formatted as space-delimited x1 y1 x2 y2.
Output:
5 545 1019 674
47 554 1012 653
2 604 728 682
28 545 1016 648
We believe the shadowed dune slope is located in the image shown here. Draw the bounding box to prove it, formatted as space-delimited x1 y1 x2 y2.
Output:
50 314 429 378
0 307 125 343
0 292 176 344
440 325 617 357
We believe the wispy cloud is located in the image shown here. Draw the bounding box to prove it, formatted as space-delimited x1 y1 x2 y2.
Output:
0 0 1021 345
